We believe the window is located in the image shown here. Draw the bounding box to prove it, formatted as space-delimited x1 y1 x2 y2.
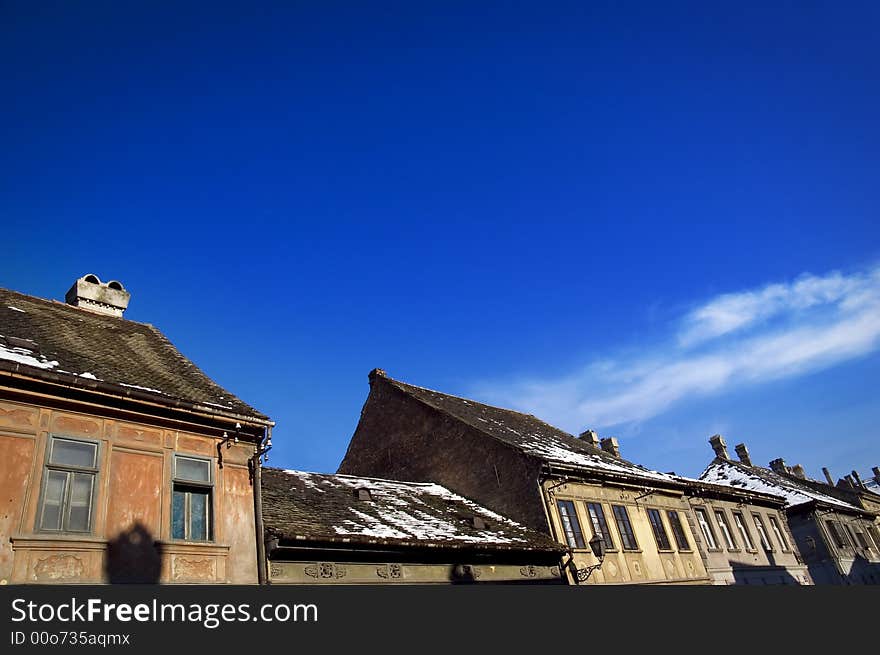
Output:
867 526 880 551
732 512 755 550
714 510 737 550
666 511 690 550
611 505 639 550
37 436 99 533
648 509 672 550
826 520 848 549
694 508 717 549
586 502 615 550
647 508 672 550
753 514 772 552
768 516 790 552
556 500 585 549
844 524 861 551
854 531 870 551
172 455 213 541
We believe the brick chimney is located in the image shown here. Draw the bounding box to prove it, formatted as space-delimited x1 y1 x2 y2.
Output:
873 466 880 485
709 434 730 460
822 467 835 486
734 443 752 467
578 429 600 448
791 464 807 479
65 274 130 318
600 437 620 458
769 458 789 475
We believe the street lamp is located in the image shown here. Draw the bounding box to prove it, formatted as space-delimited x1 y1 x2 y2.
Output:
573 534 606 583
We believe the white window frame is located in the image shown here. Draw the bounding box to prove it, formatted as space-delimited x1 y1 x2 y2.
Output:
768 515 790 552
753 514 773 552
733 512 755 550
714 510 737 550
695 508 717 550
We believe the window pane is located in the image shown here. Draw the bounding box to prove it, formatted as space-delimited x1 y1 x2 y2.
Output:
40 470 67 530
648 509 671 550
696 509 717 549
612 505 638 550
556 500 585 549
172 490 186 539
51 439 97 468
67 473 94 531
176 457 211 483
190 491 209 541
667 511 690 550
587 503 614 550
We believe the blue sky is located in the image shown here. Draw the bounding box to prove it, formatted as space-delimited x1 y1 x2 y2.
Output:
2 1 878 482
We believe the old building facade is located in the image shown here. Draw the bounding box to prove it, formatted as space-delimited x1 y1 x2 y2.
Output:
0 277 273 584
701 441 880 585
337 370 718 584
261 468 565 584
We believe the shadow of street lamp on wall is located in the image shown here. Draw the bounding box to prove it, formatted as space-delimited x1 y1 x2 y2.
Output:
571 534 606 584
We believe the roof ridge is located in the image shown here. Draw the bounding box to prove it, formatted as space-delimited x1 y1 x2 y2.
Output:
0 286 155 327
275 467 449 489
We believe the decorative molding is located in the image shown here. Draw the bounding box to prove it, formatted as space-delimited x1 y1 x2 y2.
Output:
376 564 402 579
34 554 84 581
304 563 346 579
173 557 215 581
270 564 283 578
519 565 538 578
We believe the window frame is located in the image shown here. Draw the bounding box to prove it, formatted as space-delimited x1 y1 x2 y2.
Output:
556 499 586 549
768 515 790 552
611 504 639 551
35 435 101 535
825 520 849 549
714 509 738 551
171 454 215 542
647 508 672 551
585 502 616 552
752 513 774 552
666 510 691 551
732 511 756 551
694 507 718 550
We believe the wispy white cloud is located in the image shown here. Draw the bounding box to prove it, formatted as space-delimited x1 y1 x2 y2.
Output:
474 264 880 433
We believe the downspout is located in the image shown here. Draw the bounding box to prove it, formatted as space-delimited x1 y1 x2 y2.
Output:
253 426 271 585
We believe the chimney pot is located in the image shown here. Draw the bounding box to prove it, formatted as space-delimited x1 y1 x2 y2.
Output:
851 471 865 488
769 458 789 475
65 274 130 318
734 443 753 467
578 429 600 447
791 464 807 480
709 434 730 460
600 437 620 458
822 467 835 486
872 466 880 484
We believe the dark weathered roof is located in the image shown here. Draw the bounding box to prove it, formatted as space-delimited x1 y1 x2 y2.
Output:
261 467 565 553
700 458 864 513
0 287 268 421
379 375 677 485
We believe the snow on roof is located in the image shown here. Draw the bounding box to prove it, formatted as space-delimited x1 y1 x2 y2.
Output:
700 459 860 511
261 468 563 551
0 340 60 370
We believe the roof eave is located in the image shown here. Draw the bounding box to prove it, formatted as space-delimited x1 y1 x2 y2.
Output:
0 360 274 428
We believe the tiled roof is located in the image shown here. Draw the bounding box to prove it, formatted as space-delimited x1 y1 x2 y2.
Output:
0 287 268 420
381 375 678 485
261 468 565 552
700 458 863 512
